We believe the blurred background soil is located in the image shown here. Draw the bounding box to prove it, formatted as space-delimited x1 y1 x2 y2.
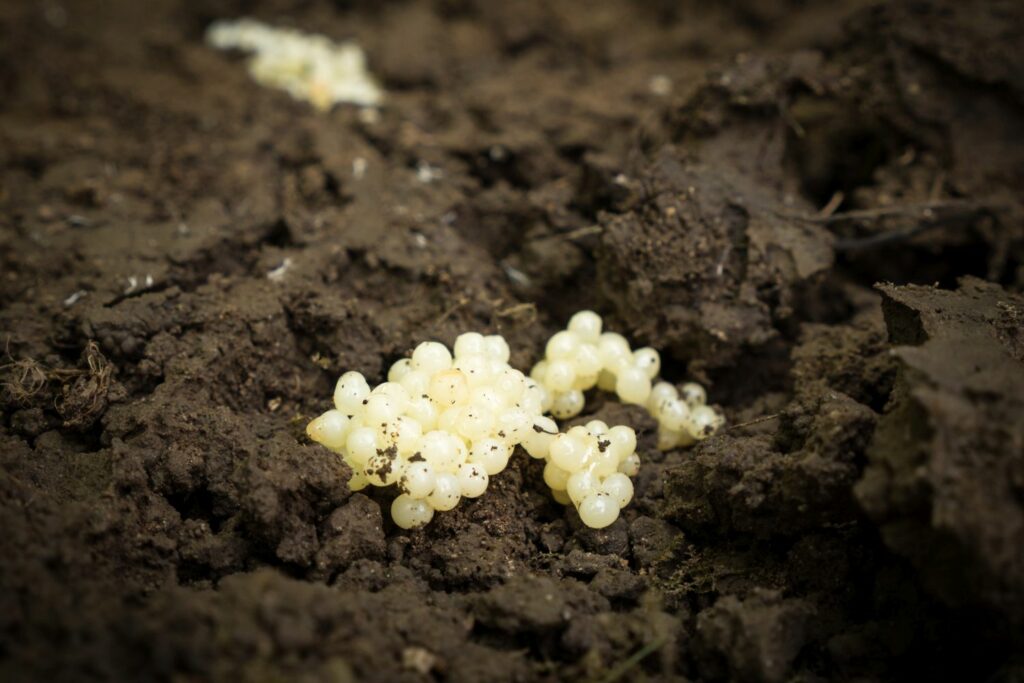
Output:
1 0 1022 680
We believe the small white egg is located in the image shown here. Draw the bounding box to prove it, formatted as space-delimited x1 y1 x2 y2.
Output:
545 330 580 360
600 472 634 508
457 462 489 498
483 335 510 362
616 367 652 405
345 426 379 465
388 358 413 382
549 390 584 419
428 368 469 407
543 461 571 491
412 341 453 375
549 434 587 472
567 469 599 505
632 347 661 379
647 381 678 412
454 331 486 359
606 425 637 461
333 371 370 414
391 494 434 529
427 472 461 511
405 395 438 430
689 405 723 439
456 405 495 441
567 310 602 342
618 452 641 476
365 393 404 425
680 382 707 407
544 359 576 392
399 369 431 397
522 416 558 459
306 410 350 450
402 461 437 498
578 494 620 529
574 343 603 376
658 398 691 432
469 438 511 475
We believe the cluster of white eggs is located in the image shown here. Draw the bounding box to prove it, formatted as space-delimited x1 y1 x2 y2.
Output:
530 311 724 450
521 417 640 528
307 334 552 529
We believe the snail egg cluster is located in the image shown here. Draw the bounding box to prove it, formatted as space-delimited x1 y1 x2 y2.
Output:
530 311 724 450
521 418 640 529
307 334 547 529
205 18 383 110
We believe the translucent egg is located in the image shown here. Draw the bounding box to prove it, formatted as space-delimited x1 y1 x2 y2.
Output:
567 310 602 342
348 472 370 491
647 381 678 412
598 332 632 368
584 420 609 435
600 472 634 508
658 398 691 432
690 405 723 438
456 405 494 441
388 358 413 382
412 341 453 375
405 395 438 430
551 488 572 505
470 386 505 414
606 425 637 461
402 461 436 498
680 382 707 407
578 494 620 529
543 461 570 491
372 381 410 404
306 409 350 450
454 331 486 358
567 469 598 505
522 416 557 459
365 393 404 425
399 369 431 397
418 430 461 473
392 494 434 529
618 452 641 477
427 472 461 511
545 330 580 360
616 367 652 405
496 408 531 442
544 359 576 392
632 347 661 379
428 368 469 407
575 343 603 376
549 434 587 472
469 438 511 475
333 371 370 414
380 415 422 455
483 335 510 362
549 390 584 419
457 462 489 498
345 426 379 466
455 354 491 388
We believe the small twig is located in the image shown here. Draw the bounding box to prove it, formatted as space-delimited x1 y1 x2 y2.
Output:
530 225 603 243
782 199 992 224
817 191 844 218
726 413 780 431
597 636 668 683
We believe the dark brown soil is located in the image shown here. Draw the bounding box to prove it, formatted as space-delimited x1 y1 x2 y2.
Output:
1 0 1022 681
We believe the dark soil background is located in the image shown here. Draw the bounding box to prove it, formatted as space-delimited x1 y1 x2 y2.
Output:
1 0 1022 681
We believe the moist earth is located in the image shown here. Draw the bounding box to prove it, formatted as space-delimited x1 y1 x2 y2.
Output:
1 0 1022 681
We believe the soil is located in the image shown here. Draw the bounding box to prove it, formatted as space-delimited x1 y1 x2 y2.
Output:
1 0 1022 681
